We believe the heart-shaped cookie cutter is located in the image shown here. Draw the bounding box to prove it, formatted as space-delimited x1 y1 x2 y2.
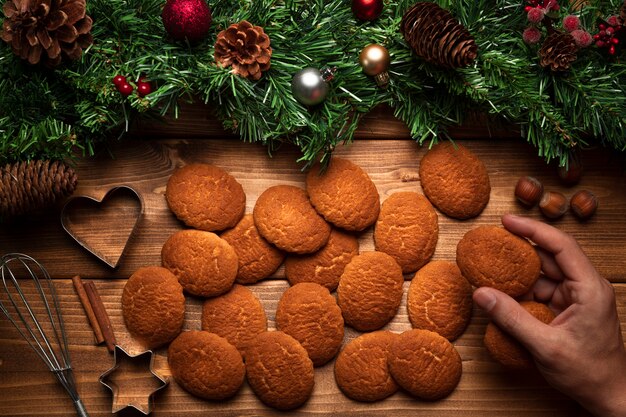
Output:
61 185 144 268
99 345 169 415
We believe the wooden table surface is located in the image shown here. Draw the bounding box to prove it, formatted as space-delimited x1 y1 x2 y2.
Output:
1 105 625 417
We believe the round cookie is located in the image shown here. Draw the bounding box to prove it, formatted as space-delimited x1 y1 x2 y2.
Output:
337 252 404 331
284 228 359 291
407 260 473 341
419 142 490 219
162 229 238 297
221 214 285 284
388 329 462 400
306 157 380 231
165 163 245 231
245 331 315 410
334 331 399 402
168 331 245 400
201 284 267 357
122 266 185 348
456 226 541 297
275 282 344 366
374 192 439 274
484 301 555 370
253 185 331 254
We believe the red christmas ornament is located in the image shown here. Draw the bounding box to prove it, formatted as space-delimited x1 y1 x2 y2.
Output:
112 75 126 87
118 83 133 97
137 82 152 97
352 0 383 21
162 0 212 42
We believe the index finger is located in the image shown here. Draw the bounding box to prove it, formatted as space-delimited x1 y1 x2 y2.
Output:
501 214 599 283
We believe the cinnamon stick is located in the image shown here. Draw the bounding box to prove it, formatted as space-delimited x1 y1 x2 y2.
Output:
83 281 117 353
71 275 105 345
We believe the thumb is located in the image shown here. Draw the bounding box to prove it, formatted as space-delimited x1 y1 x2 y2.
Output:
473 287 551 354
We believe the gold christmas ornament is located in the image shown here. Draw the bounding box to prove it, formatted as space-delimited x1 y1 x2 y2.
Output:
214 20 272 81
0 0 93 66
359 44 390 87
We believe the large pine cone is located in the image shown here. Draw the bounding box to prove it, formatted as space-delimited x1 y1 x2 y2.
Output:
401 2 477 69
539 32 577 72
1 0 93 66
214 20 272 81
0 160 78 219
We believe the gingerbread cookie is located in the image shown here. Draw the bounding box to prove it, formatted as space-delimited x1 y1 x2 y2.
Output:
275 282 344 366
162 229 238 297
419 142 490 219
122 266 185 348
221 214 284 284
245 331 315 410
306 157 380 231
284 228 359 291
168 331 245 400
165 163 245 231
253 185 331 254
201 284 267 357
374 192 439 274
456 226 541 297
334 331 399 402
407 260 472 341
484 301 555 370
337 252 404 331
388 329 462 400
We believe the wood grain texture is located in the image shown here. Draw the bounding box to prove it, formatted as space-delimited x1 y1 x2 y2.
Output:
131 103 520 140
0 138 624 282
1 127 625 416
2 279 625 417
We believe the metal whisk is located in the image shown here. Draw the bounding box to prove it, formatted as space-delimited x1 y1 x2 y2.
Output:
0 253 89 417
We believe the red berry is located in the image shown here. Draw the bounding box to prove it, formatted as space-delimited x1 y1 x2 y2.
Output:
112 75 126 87
524 5 532 11
596 40 605 47
118 83 133 96
599 24 606 30
609 45 616 54
137 82 152 97
612 37 619 44
593 34 600 40
607 27 614 35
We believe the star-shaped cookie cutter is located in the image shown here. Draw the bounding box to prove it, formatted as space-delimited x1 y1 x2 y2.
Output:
99 345 169 415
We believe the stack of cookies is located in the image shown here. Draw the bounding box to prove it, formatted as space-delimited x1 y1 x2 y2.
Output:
120 143 550 410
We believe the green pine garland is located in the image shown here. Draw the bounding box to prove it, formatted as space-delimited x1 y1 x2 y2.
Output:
1 0 625 167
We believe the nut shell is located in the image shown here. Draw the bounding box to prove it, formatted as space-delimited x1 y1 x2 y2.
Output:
570 189 597 220
514 176 543 207
539 191 568 219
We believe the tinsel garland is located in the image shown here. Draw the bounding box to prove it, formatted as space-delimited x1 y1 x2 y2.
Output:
1 0 625 167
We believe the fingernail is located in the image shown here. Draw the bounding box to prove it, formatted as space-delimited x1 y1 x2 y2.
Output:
473 288 497 312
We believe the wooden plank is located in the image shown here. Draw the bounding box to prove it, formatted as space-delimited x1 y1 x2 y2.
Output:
130 103 521 140
0 138 624 282
3 279 625 416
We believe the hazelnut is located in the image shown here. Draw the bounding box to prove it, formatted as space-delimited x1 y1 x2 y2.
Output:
515 176 544 207
557 157 582 185
570 190 598 220
539 191 568 219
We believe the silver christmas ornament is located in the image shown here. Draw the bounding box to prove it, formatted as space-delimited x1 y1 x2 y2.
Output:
291 67 335 106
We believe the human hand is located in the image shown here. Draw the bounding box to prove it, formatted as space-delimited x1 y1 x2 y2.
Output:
473 214 626 417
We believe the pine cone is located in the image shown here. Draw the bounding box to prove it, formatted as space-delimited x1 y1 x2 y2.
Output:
0 0 93 66
214 20 272 81
401 2 477 69
0 160 78 219
539 32 578 72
